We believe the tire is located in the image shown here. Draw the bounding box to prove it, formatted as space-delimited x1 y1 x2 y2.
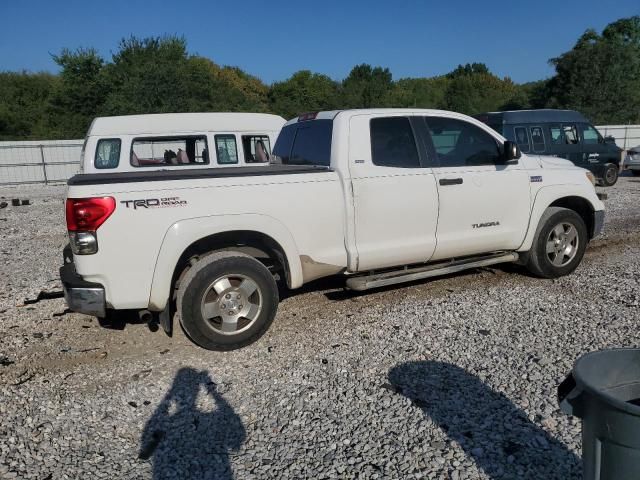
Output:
177 251 279 351
601 163 619 186
526 207 588 279
631 170 640 177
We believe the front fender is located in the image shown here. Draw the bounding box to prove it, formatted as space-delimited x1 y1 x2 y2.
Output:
518 184 604 252
148 213 303 311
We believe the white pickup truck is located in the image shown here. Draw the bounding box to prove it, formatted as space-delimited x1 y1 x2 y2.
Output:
61 109 605 350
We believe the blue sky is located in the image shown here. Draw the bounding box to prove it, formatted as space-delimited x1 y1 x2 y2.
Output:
1 1 638 84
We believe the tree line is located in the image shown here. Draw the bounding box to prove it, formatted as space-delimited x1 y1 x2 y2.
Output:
0 16 638 140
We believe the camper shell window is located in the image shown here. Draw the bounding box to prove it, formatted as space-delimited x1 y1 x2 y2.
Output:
215 135 239 164
95 138 121 169
130 136 208 167
242 135 271 163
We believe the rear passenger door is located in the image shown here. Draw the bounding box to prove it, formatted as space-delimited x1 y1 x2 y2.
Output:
421 116 531 260
348 114 439 271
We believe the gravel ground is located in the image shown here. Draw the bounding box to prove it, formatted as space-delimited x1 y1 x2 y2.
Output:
0 178 639 479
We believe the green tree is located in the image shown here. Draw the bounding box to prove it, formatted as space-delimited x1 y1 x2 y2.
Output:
444 65 520 115
447 62 490 78
0 71 57 139
342 64 393 108
47 48 106 137
548 16 640 124
268 70 339 119
99 36 196 115
384 76 449 109
100 36 270 116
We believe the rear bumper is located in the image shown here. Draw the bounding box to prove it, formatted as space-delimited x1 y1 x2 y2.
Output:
60 260 106 317
593 210 605 238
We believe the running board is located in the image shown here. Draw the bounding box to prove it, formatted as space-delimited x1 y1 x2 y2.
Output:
346 252 519 291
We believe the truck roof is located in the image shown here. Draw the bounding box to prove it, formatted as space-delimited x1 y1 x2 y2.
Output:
283 108 487 126
475 109 589 125
88 112 286 136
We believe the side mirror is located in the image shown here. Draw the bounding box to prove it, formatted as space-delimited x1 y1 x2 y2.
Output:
604 135 616 144
503 140 521 162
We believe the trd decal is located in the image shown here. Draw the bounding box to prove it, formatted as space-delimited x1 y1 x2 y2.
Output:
472 221 500 229
530 176 543 183
121 197 188 209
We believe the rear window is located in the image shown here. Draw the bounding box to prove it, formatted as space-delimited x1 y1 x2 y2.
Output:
273 120 333 166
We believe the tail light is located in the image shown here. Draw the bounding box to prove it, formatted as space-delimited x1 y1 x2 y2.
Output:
65 197 115 255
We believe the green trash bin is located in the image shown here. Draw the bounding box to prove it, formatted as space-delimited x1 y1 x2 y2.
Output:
558 348 640 480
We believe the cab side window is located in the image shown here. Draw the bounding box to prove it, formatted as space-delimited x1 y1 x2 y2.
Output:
514 126 530 153
95 139 121 169
370 117 420 168
426 117 500 167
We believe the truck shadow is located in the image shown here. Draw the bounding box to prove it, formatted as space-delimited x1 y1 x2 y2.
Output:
139 367 246 480
387 361 581 479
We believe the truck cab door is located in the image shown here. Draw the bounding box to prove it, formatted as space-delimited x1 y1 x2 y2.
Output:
347 114 439 271
420 116 531 261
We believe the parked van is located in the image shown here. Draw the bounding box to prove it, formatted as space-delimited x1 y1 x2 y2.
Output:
80 112 286 174
476 110 622 186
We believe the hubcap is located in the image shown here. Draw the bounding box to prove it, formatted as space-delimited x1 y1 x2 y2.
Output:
545 222 579 267
606 167 616 183
200 274 262 335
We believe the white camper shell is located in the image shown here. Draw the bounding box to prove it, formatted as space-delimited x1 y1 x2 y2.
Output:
81 112 286 174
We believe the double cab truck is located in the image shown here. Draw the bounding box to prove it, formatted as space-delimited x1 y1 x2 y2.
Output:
61 109 606 350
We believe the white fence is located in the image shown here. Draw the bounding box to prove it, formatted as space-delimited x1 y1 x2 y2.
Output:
0 124 639 186
596 125 640 150
0 139 83 186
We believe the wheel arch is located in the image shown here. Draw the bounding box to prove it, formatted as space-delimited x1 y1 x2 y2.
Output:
148 215 302 312
519 186 601 252
548 196 595 239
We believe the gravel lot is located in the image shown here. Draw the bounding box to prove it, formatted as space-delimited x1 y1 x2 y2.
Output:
0 177 639 479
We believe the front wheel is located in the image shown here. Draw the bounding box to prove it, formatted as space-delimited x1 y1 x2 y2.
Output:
526 207 588 279
601 163 619 186
177 251 279 350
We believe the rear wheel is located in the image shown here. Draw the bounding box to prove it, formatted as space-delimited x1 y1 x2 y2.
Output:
602 163 618 186
526 207 588 279
177 251 279 350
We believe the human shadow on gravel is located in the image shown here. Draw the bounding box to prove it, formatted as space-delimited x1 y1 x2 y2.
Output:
388 361 581 479
139 368 246 480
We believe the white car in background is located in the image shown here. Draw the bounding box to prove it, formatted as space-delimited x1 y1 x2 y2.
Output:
624 146 640 176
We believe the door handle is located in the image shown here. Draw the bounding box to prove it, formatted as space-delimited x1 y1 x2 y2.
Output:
439 178 463 186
